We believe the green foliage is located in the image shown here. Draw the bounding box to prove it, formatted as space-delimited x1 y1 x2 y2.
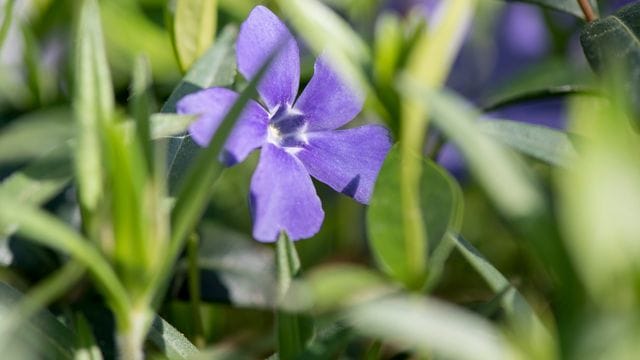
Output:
367 146 463 289
5 0 640 359
171 0 218 72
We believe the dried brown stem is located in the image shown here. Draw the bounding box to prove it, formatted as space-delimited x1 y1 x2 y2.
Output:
577 0 598 22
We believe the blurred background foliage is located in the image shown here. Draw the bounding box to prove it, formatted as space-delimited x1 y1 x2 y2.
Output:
2 0 640 359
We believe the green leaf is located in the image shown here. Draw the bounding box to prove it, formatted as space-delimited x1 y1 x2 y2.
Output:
482 58 594 111
173 0 218 72
367 146 463 289
147 316 199 360
479 120 579 167
580 3 640 120
0 0 15 50
0 146 72 239
508 0 598 19
345 295 510 360
73 0 115 212
450 233 553 357
0 281 76 359
164 25 237 192
402 83 543 218
0 198 129 317
0 107 73 165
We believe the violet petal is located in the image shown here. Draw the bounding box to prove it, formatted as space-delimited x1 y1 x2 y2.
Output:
177 88 269 162
250 143 324 242
237 6 300 110
296 125 392 204
294 55 363 131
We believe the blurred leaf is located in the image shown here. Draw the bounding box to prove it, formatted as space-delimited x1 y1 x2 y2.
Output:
298 264 395 313
147 315 199 360
479 120 579 167
151 113 197 139
73 315 104 360
0 146 72 239
508 0 598 19
0 107 73 164
173 0 217 72
450 233 553 358
73 0 114 212
101 1 179 84
560 92 640 304
0 0 15 50
184 222 275 308
483 59 594 111
294 324 352 360
0 282 75 359
164 25 237 192
403 83 543 218
275 0 369 66
130 56 155 170
345 295 510 360
0 198 129 316
367 146 463 289
373 12 402 87
580 3 640 121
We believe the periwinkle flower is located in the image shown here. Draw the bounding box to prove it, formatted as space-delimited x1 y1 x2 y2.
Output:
177 6 392 242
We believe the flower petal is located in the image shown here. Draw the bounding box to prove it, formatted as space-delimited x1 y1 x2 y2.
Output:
296 125 392 204
177 87 269 164
237 6 300 110
250 143 324 242
294 55 363 131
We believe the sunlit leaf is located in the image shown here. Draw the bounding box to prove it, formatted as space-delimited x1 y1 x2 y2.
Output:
151 113 197 139
73 0 114 212
173 0 218 72
0 107 73 165
0 146 72 239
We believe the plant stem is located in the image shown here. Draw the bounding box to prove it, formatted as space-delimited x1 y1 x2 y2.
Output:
117 308 152 360
577 0 597 22
187 233 206 348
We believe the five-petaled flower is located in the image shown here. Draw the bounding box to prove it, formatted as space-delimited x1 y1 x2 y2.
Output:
177 6 392 242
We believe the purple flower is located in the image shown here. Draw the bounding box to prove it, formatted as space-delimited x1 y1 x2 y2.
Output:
177 6 392 242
